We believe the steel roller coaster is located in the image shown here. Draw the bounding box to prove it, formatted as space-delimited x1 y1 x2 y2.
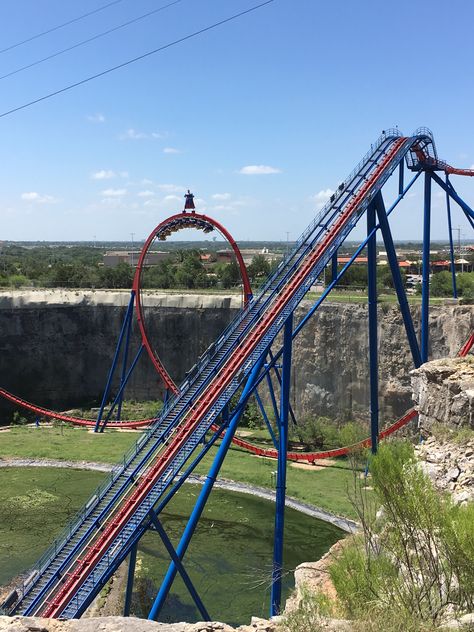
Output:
1 128 474 621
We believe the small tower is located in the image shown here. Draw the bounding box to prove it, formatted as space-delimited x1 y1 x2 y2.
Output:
184 189 195 213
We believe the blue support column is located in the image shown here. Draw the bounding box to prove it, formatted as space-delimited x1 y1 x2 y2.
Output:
398 159 404 195
374 191 422 368
270 313 293 616
421 172 432 363
123 543 137 616
254 389 278 449
99 345 144 432
367 202 379 454
148 510 210 621
117 291 135 420
148 356 266 621
331 250 338 284
95 291 135 432
445 175 458 299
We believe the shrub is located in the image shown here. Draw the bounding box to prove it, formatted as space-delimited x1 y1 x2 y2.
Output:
330 441 474 627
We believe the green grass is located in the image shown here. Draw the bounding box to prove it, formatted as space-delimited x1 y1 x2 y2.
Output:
0 426 138 463
0 426 360 519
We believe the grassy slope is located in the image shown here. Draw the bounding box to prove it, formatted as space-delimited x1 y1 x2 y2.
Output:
0 426 359 518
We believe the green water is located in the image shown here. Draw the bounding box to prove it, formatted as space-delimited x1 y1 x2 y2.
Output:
0 469 343 624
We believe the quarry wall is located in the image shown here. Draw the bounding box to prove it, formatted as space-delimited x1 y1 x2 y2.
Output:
0 289 472 424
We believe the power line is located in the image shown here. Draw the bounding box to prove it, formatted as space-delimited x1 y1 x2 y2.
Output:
0 0 126 55
0 0 275 120
0 0 184 82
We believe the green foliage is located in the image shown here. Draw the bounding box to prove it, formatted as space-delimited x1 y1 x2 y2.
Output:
431 271 474 298
279 589 335 632
288 416 366 451
330 441 474 627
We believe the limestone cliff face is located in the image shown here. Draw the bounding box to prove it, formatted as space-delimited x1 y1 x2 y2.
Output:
0 290 472 425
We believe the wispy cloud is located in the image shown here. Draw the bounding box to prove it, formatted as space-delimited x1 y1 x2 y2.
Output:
212 193 231 201
101 188 127 197
163 147 181 154
312 188 334 210
21 191 57 203
137 190 155 198
119 128 164 140
92 169 116 180
157 183 183 193
87 113 105 123
239 165 281 175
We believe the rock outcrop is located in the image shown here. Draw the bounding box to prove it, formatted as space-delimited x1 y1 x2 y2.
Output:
411 357 474 433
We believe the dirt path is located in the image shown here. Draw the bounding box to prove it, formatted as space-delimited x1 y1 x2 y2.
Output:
0 457 358 533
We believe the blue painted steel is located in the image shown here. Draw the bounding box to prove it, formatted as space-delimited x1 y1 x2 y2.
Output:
445 175 458 299
100 345 145 432
255 389 278 449
431 172 474 221
268 350 297 427
270 313 293 616
148 510 210 621
374 191 422 368
398 159 404 195
421 172 432 363
123 543 137 616
265 372 280 426
367 201 379 454
148 357 266 621
331 250 338 283
117 292 135 421
95 290 135 431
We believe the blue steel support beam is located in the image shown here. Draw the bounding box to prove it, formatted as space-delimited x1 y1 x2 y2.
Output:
374 191 422 368
445 175 458 299
367 201 379 454
95 290 135 432
117 291 135 421
398 159 404 195
254 389 278 449
123 543 137 616
268 350 298 427
421 172 432 363
148 356 266 621
265 372 281 426
270 313 293 616
99 345 144 432
148 511 210 621
331 250 338 283
431 172 474 222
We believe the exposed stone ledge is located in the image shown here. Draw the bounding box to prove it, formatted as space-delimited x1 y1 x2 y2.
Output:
411 357 474 433
0 289 242 310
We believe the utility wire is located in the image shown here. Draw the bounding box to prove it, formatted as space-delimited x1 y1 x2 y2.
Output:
0 0 184 81
0 0 275 120
0 0 126 55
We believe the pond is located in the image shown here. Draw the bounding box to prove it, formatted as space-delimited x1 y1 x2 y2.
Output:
0 467 344 625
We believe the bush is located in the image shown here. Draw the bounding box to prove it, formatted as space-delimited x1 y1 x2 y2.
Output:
330 441 474 627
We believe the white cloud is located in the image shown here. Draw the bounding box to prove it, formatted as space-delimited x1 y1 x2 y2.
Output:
137 190 155 198
119 171 129 178
164 194 181 202
101 188 127 197
119 128 164 140
21 191 57 203
92 169 116 180
239 165 281 175
87 113 105 123
470 164 474 170
312 188 334 210
163 147 181 154
157 183 183 193
212 193 231 201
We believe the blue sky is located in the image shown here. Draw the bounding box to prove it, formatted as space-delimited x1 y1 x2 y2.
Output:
1 0 473 243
